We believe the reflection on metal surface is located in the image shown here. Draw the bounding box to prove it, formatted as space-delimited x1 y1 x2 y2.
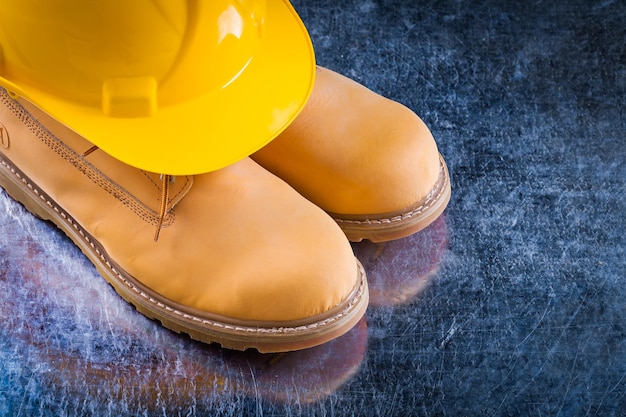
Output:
353 215 448 306
0 191 367 413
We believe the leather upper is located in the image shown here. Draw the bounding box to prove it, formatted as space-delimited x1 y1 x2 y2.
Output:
253 66 441 215
0 90 358 323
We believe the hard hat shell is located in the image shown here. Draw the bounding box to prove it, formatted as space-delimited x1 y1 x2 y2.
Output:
0 0 315 175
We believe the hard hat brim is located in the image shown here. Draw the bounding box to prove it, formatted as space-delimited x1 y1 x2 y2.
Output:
0 1 315 175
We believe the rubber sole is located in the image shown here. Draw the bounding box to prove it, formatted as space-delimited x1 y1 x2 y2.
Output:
0 153 369 353
332 154 451 242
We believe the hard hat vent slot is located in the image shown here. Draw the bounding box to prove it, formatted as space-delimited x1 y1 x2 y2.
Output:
102 77 158 118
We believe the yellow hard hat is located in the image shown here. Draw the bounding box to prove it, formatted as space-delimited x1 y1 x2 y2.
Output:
0 0 315 175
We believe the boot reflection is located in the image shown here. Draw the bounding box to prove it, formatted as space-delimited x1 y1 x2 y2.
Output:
7 318 368 410
352 215 448 306
0 196 368 413
222 317 368 403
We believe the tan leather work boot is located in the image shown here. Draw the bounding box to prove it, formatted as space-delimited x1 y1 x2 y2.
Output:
0 88 368 353
253 67 451 242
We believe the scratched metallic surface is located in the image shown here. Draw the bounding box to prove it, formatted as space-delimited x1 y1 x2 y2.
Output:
1 1 625 416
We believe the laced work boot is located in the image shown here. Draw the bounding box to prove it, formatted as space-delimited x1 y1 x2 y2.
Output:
253 67 451 242
0 88 368 353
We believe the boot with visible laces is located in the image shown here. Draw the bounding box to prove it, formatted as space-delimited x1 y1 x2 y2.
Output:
0 89 368 352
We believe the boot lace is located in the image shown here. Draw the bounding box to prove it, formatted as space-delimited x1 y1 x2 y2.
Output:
82 145 173 242
154 174 173 242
